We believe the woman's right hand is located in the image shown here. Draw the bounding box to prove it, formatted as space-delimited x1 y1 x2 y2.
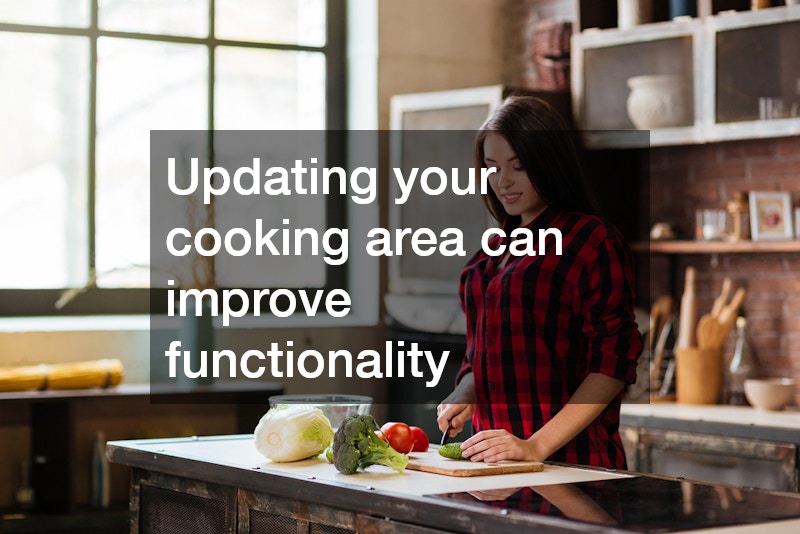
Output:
436 373 476 437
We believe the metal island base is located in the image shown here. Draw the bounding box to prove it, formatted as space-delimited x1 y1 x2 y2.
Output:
107 435 800 533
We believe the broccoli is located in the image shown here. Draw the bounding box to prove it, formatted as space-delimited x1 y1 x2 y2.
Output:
331 414 409 475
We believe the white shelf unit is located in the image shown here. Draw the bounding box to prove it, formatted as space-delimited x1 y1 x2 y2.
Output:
572 3 800 148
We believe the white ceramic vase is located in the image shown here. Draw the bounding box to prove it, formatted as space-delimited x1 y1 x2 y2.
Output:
618 0 652 29
626 75 690 129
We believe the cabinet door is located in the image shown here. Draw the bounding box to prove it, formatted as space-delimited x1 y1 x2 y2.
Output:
133 469 237 534
704 7 800 140
239 489 356 534
573 21 703 148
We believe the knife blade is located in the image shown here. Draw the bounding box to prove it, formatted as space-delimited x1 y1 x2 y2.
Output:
440 422 452 446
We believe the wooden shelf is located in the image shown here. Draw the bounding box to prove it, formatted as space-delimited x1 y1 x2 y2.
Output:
632 240 800 254
0 381 282 402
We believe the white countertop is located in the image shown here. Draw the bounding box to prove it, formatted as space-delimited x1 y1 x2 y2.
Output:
621 402 800 430
124 434 630 496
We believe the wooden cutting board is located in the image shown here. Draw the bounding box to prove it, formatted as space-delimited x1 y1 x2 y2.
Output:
406 451 544 477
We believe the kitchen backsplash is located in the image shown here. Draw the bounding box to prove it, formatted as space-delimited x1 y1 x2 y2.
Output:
648 135 800 395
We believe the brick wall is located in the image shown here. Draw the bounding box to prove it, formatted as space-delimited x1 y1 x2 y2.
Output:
648 135 800 395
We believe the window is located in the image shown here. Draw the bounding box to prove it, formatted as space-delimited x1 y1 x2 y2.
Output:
0 0 346 316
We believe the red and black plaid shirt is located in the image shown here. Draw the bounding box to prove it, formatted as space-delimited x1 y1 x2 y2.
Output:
457 206 642 469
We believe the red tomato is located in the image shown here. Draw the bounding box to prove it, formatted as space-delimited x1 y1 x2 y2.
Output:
380 422 414 454
409 426 429 452
375 429 389 443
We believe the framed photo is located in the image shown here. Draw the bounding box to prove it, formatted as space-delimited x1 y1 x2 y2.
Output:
795 208 800 239
749 191 793 241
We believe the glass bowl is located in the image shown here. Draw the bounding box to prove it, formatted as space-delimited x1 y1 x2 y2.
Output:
268 394 373 429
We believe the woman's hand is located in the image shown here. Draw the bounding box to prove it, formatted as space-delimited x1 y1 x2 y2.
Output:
460 429 542 463
436 373 476 438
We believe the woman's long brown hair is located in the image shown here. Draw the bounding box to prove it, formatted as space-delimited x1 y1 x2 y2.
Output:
475 96 599 227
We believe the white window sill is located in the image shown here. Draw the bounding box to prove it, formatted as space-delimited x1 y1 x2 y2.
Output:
0 315 152 333
0 311 379 333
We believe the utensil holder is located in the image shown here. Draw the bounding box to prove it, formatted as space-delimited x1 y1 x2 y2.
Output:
675 347 722 404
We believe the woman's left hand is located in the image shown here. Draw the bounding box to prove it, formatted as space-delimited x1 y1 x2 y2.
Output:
460 429 542 463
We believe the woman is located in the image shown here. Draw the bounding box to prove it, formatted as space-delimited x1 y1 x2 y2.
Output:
436 96 642 469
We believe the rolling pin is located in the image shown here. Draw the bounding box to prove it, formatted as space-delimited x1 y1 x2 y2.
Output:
676 266 697 349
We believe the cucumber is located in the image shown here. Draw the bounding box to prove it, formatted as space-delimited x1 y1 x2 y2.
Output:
438 442 467 460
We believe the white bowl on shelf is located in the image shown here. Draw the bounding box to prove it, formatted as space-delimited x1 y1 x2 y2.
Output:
744 378 796 411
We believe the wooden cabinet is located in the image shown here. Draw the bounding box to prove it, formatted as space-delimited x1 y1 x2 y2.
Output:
130 468 465 534
0 382 281 533
572 2 800 147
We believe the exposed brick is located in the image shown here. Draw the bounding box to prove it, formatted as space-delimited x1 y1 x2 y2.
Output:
719 138 777 160
781 316 800 332
747 277 800 295
745 297 784 315
686 182 722 204
693 161 747 183
744 175 782 189
750 158 800 180
777 136 800 157
650 135 800 378
749 315 782 332
750 333 782 351
780 177 800 195
725 256 786 274
785 257 800 271
785 297 800 315
720 179 756 199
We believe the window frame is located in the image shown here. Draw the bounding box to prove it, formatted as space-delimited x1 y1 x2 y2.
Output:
0 0 348 317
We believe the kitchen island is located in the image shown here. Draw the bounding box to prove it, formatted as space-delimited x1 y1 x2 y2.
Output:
107 434 800 533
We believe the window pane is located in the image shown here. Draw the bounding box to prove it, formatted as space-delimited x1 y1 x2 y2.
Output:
212 132 327 288
0 1 89 27
95 37 207 288
215 0 325 47
215 47 325 129
0 33 89 289
98 0 209 38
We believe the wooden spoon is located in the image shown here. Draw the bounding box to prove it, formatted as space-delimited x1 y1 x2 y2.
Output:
709 287 747 347
697 314 725 350
717 288 747 329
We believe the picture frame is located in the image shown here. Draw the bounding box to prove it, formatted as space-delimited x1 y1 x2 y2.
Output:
795 208 800 239
749 191 793 241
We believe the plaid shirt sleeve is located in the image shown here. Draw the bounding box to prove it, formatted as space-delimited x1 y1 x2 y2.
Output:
457 207 643 469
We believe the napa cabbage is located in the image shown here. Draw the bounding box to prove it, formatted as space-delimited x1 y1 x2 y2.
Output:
254 404 334 462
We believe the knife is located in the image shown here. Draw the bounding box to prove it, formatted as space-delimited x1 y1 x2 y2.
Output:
440 422 452 446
